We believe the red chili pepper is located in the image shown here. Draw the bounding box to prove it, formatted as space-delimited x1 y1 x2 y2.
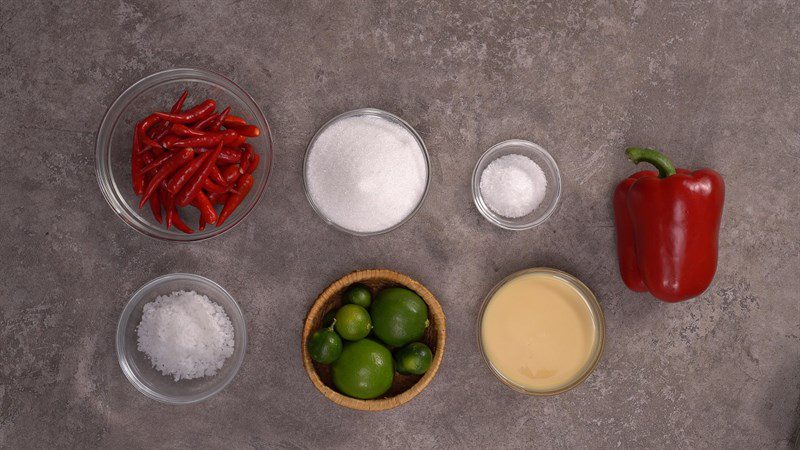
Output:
159 187 174 230
166 130 239 149
245 153 260 175
169 123 208 138
138 151 175 175
209 165 227 185
148 90 189 139
614 148 725 302
209 106 231 132
217 147 243 164
240 143 254 173
222 115 248 128
228 134 247 148
192 113 218 131
166 153 209 194
199 216 206 231
171 206 194 234
222 164 243 185
139 148 194 207
202 178 230 194
192 190 218 224
137 114 162 151
155 99 216 124
131 131 144 195
160 135 180 149
149 190 163 223
207 191 229 205
217 174 254 226
235 124 261 138
175 142 222 207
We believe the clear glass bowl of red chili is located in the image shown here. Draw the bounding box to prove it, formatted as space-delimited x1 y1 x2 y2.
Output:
96 68 273 241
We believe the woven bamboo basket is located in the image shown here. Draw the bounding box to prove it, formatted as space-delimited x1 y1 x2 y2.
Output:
301 269 446 411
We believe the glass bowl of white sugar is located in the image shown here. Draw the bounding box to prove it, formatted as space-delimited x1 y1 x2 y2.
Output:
304 108 430 236
116 273 247 404
472 140 562 230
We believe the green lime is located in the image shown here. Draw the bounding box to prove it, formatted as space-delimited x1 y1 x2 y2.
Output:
334 304 372 340
307 329 343 364
370 287 429 347
394 342 433 375
344 283 372 308
331 339 394 399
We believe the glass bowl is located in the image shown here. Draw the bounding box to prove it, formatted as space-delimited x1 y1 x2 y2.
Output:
476 268 605 395
96 68 273 241
116 273 247 404
303 108 430 236
472 139 561 230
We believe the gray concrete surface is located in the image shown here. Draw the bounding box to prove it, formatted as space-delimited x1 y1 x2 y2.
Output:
2 1 799 448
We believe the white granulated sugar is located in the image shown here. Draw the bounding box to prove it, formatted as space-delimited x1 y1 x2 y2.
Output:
480 154 547 218
306 115 428 233
137 290 234 381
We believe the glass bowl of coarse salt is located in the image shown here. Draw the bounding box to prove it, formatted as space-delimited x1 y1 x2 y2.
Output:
116 273 247 404
472 139 562 230
303 108 430 236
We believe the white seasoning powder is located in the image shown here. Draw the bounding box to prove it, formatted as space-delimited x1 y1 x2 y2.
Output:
306 115 427 233
137 290 234 381
480 154 547 218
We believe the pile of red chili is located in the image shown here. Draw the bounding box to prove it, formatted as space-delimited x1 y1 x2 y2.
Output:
131 91 261 234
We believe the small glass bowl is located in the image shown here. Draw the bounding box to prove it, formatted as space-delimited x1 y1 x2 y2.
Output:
477 268 605 395
303 108 430 236
116 273 247 404
96 68 274 241
472 139 561 230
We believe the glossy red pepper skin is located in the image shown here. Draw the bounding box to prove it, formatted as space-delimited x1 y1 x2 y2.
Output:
221 164 242 185
234 124 260 138
171 206 194 234
222 115 248 128
175 142 222 207
192 113 218 131
166 129 239 149
245 153 260 174
155 99 216 124
166 153 209 194
217 174 254 226
149 190 163 223
209 165 227 185
192 190 218 224
139 148 194 207
217 147 243 164
613 171 654 293
137 114 162 150
209 106 231 132
615 148 725 302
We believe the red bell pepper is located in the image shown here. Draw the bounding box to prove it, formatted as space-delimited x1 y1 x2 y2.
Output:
614 148 725 302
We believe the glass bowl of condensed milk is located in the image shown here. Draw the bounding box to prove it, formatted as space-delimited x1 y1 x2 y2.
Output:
477 268 605 395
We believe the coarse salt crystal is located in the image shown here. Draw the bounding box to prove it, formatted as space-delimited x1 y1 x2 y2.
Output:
305 114 427 233
136 290 234 381
480 154 547 218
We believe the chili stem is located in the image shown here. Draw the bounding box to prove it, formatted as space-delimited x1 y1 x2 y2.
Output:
625 147 677 178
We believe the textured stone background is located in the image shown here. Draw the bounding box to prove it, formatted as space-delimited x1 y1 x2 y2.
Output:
2 0 799 448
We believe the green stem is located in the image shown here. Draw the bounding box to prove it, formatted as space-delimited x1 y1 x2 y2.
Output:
625 147 677 178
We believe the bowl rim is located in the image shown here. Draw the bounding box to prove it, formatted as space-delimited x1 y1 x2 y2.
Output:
116 273 248 404
476 267 605 395
471 139 562 230
302 108 431 236
95 67 274 242
301 268 446 411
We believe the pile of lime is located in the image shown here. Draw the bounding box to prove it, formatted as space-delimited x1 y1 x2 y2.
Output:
307 284 434 400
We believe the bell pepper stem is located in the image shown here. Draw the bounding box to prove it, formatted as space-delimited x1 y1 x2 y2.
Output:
625 147 677 178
